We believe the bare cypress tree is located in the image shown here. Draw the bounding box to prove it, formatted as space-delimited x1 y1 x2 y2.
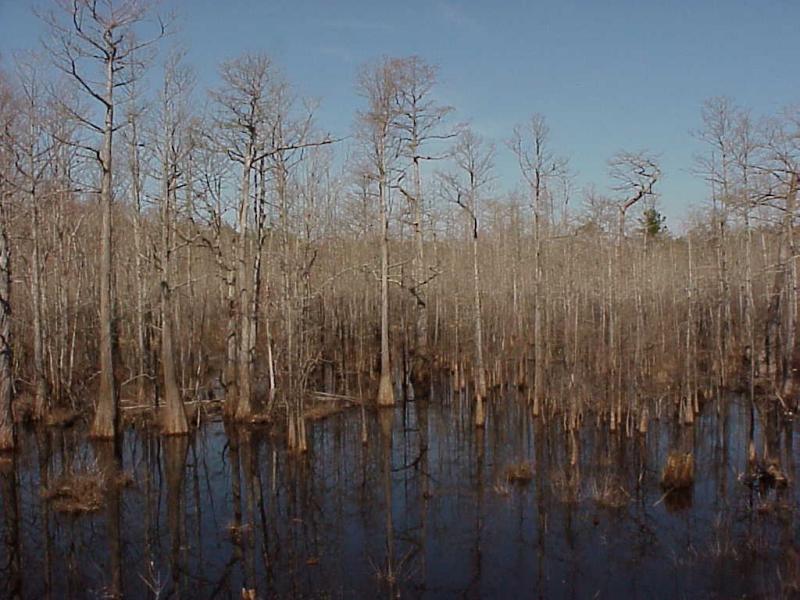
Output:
356 58 400 408
509 114 568 414
157 52 192 435
212 54 332 420
0 71 15 450
392 56 453 356
40 0 167 438
210 53 273 420
122 88 150 407
693 98 737 385
608 150 659 429
11 58 50 420
441 128 495 427
763 111 800 403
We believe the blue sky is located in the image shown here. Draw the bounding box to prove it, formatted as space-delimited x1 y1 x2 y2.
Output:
1 0 798 228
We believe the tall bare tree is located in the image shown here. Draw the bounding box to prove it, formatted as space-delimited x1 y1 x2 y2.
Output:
441 128 494 427
607 150 659 429
392 56 453 355
693 98 737 385
41 0 167 438
0 71 15 451
210 53 274 420
356 58 400 408
3 58 52 420
509 114 568 413
212 53 332 420
156 52 192 435
762 109 800 402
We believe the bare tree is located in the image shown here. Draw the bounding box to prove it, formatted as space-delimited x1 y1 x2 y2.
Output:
441 128 494 427
392 56 454 355
211 53 333 420
509 114 568 412
761 109 800 403
356 58 400 408
40 0 167 438
693 97 738 385
210 53 274 420
608 150 660 243
6 57 51 419
607 149 659 429
122 73 150 407
156 52 192 435
0 71 15 451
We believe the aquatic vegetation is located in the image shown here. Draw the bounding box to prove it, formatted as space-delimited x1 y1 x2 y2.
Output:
661 452 695 491
504 461 533 484
590 475 630 509
41 470 104 515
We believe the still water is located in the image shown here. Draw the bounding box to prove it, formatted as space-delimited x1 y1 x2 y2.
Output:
1 392 798 598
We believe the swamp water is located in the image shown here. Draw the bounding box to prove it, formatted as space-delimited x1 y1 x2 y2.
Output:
1 393 798 598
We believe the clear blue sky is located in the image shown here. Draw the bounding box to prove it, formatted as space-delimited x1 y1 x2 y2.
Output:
2 0 798 228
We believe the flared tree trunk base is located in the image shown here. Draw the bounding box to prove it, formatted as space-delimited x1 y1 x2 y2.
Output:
161 407 189 436
475 393 485 428
0 427 13 452
90 407 116 440
377 371 395 407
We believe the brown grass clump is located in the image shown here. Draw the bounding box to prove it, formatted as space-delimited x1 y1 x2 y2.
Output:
493 480 511 497
739 460 789 491
590 475 630 508
504 462 533 485
42 470 104 514
661 452 695 490
550 469 582 504
114 470 135 489
226 521 252 544
765 463 789 487
41 464 134 514
45 407 81 428
304 404 345 421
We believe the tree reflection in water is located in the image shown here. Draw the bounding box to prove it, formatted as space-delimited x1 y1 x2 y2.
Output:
0 394 798 598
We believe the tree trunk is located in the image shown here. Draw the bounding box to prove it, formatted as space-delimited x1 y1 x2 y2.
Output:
472 215 486 428
31 193 47 419
0 216 13 451
129 120 148 406
532 182 545 415
412 154 428 352
235 157 255 420
91 60 118 439
781 173 798 400
160 208 188 435
377 172 395 407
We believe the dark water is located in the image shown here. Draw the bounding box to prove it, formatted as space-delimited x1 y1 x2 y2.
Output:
1 392 798 599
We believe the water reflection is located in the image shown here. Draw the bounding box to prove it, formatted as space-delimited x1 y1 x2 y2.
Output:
0 393 798 598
